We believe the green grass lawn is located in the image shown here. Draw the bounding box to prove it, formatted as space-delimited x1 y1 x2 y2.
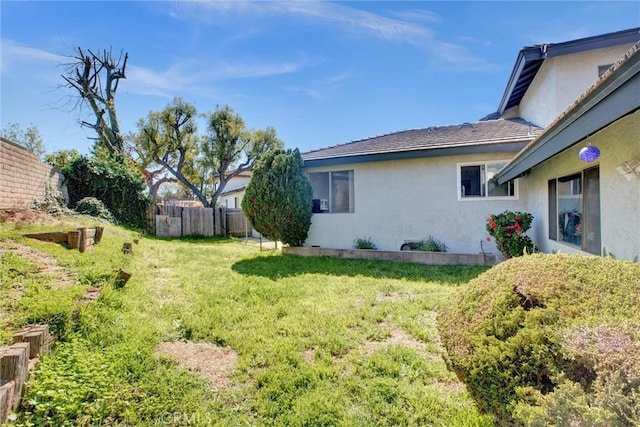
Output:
1 217 494 426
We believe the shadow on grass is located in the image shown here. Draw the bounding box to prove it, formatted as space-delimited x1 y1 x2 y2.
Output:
232 254 490 284
142 234 236 244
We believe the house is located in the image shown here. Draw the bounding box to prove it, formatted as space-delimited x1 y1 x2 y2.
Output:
215 171 252 209
301 28 639 259
494 41 640 260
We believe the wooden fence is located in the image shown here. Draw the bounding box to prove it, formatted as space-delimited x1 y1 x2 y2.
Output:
152 206 253 238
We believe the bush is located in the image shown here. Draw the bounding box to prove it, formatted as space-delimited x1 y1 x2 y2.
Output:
353 237 377 250
62 156 149 228
31 185 72 216
414 235 447 252
400 236 447 252
75 197 116 223
486 211 535 258
437 253 640 425
243 149 313 246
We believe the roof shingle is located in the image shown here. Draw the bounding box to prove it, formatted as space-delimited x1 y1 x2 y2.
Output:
302 118 542 162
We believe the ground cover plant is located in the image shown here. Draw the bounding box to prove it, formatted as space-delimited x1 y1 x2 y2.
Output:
0 211 492 426
438 253 640 425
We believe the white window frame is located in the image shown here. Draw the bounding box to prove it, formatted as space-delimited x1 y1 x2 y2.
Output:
457 160 518 201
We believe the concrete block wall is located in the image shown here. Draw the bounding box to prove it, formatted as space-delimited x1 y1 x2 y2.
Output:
0 138 68 209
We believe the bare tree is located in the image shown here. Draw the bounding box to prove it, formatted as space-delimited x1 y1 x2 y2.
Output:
61 47 128 161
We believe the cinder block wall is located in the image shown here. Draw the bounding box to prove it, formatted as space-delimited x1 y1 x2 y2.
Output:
0 138 68 209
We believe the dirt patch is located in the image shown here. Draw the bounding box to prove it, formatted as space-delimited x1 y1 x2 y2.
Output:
0 240 76 287
0 208 56 224
156 341 239 392
303 348 316 363
361 323 430 358
334 321 442 375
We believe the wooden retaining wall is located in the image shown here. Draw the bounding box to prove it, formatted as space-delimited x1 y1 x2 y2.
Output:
24 227 104 253
0 325 53 424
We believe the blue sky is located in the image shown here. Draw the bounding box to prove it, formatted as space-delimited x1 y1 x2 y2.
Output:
1 1 639 156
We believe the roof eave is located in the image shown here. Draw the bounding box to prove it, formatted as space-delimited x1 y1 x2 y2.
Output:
497 47 543 115
303 140 532 168
496 27 640 117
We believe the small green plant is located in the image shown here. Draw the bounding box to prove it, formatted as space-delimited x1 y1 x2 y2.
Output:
414 235 447 252
75 197 116 223
486 210 535 258
401 236 447 252
353 237 377 250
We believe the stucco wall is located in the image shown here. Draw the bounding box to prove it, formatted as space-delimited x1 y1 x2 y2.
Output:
520 110 640 261
519 44 635 127
0 138 68 209
304 150 526 254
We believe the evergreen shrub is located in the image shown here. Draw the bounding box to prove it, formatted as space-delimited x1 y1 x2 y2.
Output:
243 149 313 246
63 156 149 228
437 253 640 425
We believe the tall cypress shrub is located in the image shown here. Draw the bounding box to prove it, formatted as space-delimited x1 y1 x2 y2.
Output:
242 149 313 246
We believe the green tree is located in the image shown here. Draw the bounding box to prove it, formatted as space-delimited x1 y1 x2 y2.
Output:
1 122 45 158
243 149 313 246
44 149 81 169
132 100 283 208
131 98 204 204
202 105 283 207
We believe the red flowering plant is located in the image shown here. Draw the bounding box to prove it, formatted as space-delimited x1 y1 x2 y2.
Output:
486 210 536 259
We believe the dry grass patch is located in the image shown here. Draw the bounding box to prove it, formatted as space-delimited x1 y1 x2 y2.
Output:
156 340 240 392
375 291 415 302
361 322 429 357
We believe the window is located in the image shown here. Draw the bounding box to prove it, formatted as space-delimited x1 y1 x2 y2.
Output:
458 162 516 199
308 170 354 213
548 166 600 254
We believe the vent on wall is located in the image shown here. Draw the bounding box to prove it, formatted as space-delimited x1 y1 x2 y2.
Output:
616 158 640 181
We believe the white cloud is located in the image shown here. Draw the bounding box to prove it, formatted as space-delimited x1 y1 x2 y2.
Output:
1 39 67 64
170 1 497 72
125 53 320 99
171 0 432 45
213 54 323 79
428 41 501 72
392 9 441 25
0 39 66 74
